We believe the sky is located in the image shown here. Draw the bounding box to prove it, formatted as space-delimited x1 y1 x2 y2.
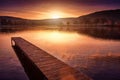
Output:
0 0 120 19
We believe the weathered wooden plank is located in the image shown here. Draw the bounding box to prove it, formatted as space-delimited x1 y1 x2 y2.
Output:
11 37 92 80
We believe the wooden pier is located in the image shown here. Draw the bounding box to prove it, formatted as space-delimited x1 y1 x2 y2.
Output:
11 37 91 80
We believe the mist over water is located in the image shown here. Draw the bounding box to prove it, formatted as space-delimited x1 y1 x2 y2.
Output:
0 26 120 80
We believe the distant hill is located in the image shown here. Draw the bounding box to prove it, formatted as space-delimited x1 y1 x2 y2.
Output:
77 9 120 25
0 16 31 25
0 16 76 25
0 9 120 26
0 16 27 20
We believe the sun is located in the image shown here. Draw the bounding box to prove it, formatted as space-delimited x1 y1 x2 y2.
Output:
50 11 61 19
52 14 60 19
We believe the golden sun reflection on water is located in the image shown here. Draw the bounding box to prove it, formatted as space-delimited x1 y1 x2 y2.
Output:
18 30 120 62
36 31 80 44
1 29 120 80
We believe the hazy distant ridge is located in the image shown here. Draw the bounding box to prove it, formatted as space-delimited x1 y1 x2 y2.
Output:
77 9 120 25
0 9 120 26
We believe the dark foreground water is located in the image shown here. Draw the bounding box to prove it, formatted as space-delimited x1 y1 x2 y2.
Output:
0 26 120 80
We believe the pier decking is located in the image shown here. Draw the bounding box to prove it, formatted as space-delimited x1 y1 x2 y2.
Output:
11 37 91 80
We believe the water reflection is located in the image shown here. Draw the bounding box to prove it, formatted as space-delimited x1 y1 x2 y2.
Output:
0 26 120 80
0 34 29 80
1 25 120 40
36 31 80 43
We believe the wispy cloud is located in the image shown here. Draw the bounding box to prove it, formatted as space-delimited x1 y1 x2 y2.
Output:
0 0 120 19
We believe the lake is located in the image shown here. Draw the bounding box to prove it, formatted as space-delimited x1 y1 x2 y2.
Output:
0 26 120 80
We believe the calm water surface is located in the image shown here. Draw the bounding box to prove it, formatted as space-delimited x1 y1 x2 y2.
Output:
0 26 120 80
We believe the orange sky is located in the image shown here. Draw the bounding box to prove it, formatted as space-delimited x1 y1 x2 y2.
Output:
0 0 120 19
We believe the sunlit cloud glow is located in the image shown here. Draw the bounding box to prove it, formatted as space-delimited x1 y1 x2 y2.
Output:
0 0 120 19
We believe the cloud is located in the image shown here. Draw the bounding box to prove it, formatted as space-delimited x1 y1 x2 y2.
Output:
0 0 120 7
0 0 120 19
